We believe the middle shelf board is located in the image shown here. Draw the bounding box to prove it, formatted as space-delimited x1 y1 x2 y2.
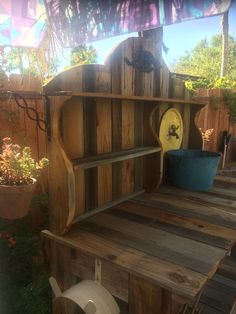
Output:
73 146 161 170
49 91 207 106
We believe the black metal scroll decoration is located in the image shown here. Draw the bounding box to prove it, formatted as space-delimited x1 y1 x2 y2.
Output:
124 49 161 73
9 92 50 140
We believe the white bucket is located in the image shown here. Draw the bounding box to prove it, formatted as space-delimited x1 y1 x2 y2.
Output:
49 277 120 314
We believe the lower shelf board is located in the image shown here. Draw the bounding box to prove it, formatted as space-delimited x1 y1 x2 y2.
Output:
72 189 145 225
73 146 161 170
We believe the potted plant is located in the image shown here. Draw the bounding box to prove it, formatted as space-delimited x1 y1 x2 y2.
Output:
0 137 48 219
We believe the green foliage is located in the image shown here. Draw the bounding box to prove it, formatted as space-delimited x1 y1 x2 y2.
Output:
223 90 236 124
185 78 210 96
0 212 51 314
173 35 236 81
15 275 51 314
184 77 236 124
184 77 236 95
70 45 97 66
0 137 49 185
0 46 58 80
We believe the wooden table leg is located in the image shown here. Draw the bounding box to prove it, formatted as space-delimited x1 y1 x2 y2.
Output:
129 275 172 314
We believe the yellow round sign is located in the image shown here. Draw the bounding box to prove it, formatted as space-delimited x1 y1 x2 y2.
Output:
159 108 183 152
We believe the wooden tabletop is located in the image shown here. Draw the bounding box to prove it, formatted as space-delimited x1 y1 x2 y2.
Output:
43 181 236 302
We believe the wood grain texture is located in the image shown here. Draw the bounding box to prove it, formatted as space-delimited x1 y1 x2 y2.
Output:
136 192 236 231
84 213 226 275
70 251 129 302
43 34 209 230
42 176 236 313
112 205 234 250
129 276 163 314
42 228 207 300
95 67 113 207
42 31 219 314
48 96 76 234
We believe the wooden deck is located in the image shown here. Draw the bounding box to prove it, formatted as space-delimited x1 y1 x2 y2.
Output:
42 176 236 314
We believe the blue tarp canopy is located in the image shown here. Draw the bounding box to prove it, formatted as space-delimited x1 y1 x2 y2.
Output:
0 0 46 47
45 0 232 47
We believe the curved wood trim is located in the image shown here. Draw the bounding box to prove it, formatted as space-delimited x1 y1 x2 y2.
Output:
49 96 76 235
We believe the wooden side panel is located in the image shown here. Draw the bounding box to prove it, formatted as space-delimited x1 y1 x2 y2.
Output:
121 40 135 197
61 98 84 159
96 68 113 207
61 97 85 218
129 275 167 314
70 251 129 302
83 66 99 211
121 101 135 196
110 47 123 199
43 238 77 314
48 96 76 234
134 102 144 192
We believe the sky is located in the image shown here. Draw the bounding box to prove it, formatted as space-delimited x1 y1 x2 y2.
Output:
91 0 236 69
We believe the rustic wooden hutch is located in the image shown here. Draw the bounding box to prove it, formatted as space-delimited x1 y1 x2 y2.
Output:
42 31 214 313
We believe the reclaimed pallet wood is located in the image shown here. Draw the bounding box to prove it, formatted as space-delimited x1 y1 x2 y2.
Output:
135 192 236 230
42 228 207 300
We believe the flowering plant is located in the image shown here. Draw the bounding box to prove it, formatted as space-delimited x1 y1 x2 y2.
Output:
0 137 48 185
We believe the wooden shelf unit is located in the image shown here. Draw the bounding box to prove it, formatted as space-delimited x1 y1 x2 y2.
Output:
44 38 206 236
42 33 214 314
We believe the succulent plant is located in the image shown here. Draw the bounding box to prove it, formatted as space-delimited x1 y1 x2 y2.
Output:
0 137 48 185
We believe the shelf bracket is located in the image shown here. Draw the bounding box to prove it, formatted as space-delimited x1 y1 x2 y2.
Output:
95 259 102 284
7 91 51 141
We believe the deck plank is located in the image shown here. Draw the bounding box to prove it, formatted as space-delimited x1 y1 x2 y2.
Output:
110 207 233 249
42 229 207 300
114 201 236 245
42 182 236 307
159 185 236 211
208 186 236 200
135 192 236 230
83 213 226 276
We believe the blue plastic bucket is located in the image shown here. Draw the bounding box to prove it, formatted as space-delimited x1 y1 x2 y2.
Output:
166 149 221 191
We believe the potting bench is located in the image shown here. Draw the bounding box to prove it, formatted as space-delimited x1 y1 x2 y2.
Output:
42 34 236 313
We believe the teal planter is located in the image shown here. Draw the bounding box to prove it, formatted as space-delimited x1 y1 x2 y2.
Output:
166 149 221 191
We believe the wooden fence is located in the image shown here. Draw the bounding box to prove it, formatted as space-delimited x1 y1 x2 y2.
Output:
0 74 46 160
0 74 47 194
195 88 236 163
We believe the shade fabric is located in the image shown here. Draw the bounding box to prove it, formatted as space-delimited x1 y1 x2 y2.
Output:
0 0 46 47
45 0 231 47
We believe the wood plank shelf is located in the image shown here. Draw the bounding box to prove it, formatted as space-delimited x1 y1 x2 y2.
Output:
73 189 145 224
73 146 161 170
49 91 206 106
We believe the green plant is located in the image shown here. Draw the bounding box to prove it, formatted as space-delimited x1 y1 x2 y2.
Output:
173 35 236 81
185 77 236 95
223 90 236 124
0 210 51 314
185 78 236 123
185 78 210 97
199 128 214 150
0 137 48 185
70 45 97 66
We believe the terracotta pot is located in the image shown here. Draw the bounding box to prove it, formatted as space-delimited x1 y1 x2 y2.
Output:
0 180 37 219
